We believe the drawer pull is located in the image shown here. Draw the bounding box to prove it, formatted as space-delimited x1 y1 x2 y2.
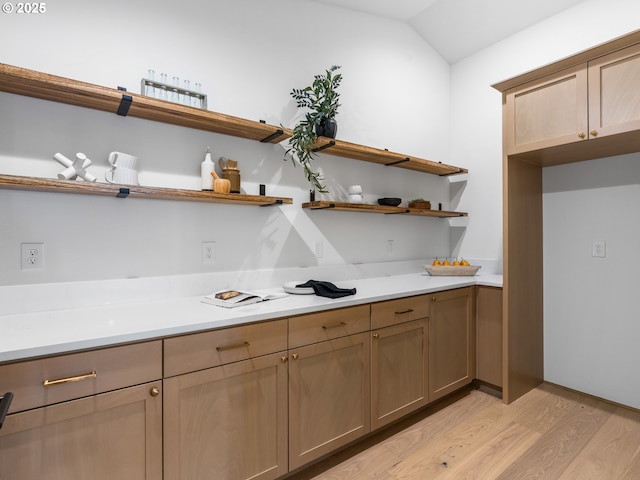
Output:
43 370 97 387
395 309 414 315
0 392 14 429
216 341 250 352
322 321 347 330
150 387 160 397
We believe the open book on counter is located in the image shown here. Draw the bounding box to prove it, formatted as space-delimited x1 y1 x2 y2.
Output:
202 289 288 308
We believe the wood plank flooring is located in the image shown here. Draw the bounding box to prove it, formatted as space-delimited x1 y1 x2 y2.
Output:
285 383 640 480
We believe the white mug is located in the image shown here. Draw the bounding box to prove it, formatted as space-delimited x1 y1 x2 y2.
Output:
108 151 138 170
106 167 139 185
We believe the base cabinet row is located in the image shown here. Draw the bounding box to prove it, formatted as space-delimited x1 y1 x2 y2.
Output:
166 288 474 480
0 287 477 480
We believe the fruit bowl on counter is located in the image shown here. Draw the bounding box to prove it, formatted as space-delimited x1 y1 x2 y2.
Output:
423 259 481 276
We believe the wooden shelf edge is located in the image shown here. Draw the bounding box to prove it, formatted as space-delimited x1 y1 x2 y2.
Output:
312 137 467 176
0 63 292 144
0 174 292 206
301 201 467 218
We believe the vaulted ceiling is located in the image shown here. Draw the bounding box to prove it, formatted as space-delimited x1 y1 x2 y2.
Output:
310 0 587 63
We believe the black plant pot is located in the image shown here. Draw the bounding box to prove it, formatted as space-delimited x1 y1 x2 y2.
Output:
315 117 338 138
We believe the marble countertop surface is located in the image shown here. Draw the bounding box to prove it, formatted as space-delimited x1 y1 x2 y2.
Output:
0 272 502 363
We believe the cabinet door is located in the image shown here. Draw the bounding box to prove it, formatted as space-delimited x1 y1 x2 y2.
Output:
476 286 503 388
0 381 162 480
588 42 640 138
505 65 588 155
429 287 475 401
371 319 428 430
288 333 370 471
163 352 288 480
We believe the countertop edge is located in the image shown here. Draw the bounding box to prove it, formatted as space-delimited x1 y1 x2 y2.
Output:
1 273 502 363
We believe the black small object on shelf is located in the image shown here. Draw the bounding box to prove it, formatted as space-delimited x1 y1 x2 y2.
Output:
117 94 132 116
377 197 401 207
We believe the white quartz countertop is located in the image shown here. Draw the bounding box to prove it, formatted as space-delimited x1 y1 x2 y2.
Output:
0 272 502 363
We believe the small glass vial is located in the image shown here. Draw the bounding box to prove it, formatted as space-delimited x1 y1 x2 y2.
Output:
146 69 156 97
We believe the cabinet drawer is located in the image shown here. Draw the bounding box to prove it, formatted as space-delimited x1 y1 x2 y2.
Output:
288 305 370 349
0 341 162 414
163 319 287 377
371 295 429 330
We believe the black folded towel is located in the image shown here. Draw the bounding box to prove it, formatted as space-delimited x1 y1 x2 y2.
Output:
296 280 357 299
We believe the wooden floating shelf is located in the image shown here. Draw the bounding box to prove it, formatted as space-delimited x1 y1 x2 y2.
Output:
0 63 291 144
0 63 469 178
302 201 467 218
312 138 468 176
0 175 292 206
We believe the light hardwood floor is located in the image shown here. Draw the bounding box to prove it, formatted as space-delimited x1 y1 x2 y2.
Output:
286 383 640 480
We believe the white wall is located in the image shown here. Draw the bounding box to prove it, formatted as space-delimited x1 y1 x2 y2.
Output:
0 0 454 286
448 0 640 408
544 155 640 408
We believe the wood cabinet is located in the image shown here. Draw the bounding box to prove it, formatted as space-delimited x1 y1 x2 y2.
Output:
0 342 163 480
588 42 640 138
371 319 429 430
475 286 503 388
288 307 371 471
505 64 587 155
163 353 288 480
494 29 640 404
163 320 288 480
428 287 475 401
370 296 429 430
504 41 640 162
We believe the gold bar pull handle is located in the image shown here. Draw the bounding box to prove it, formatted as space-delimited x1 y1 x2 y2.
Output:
395 309 414 315
43 370 97 387
322 321 347 330
216 341 250 352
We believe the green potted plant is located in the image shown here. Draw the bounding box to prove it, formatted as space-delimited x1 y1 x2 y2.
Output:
284 65 342 193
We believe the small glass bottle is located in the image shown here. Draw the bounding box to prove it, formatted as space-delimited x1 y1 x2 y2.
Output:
147 69 156 97
201 147 214 191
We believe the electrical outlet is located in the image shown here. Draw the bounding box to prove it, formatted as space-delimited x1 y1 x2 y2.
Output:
592 240 606 258
21 243 44 270
387 239 394 254
312 240 323 258
202 241 216 264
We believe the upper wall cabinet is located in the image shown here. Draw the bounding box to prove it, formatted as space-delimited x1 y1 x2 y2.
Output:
588 43 640 138
503 41 640 162
505 64 587 155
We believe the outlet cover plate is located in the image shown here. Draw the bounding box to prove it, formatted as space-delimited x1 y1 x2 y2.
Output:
21 243 44 269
